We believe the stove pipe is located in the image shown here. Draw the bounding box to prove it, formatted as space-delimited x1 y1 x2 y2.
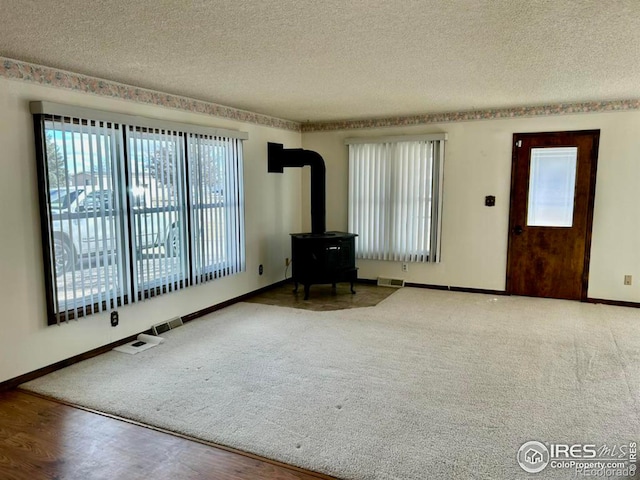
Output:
268 142 326 234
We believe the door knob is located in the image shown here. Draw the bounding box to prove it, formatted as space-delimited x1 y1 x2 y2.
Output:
513 225 523 235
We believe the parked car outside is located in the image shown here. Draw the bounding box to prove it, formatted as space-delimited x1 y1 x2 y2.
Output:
51 186 181 274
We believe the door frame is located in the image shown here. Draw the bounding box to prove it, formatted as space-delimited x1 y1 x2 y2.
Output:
505 130 600 300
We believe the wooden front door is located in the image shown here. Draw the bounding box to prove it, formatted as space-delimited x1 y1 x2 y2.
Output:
506 130 600 300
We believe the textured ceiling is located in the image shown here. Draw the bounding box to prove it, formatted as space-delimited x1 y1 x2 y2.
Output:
1 0 639 122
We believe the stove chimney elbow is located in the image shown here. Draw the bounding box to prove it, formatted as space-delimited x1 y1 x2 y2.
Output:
267 142 327 234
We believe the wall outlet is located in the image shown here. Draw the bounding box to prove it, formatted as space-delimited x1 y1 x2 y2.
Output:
624 275 632 286
285 258 290 266
110 310 119 327
402 263 408 272
258 264 264 275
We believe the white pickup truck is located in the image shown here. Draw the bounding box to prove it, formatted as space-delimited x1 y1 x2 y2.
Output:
50 187 181 274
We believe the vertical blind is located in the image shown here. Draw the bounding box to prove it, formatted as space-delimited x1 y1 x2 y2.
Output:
347 134 446 263
189 133 245 284
128 127 189 299
43 117 130 323
32 102 247 325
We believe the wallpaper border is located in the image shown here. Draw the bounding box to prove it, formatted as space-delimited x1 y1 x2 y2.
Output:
0 57 302 132
301 99 640 132
3 57 639 134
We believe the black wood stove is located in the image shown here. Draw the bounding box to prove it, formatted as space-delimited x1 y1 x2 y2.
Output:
268 143 357 299
290 231 357 300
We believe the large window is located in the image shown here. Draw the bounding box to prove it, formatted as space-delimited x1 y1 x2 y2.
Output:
347 134 446 263
32 102 247 325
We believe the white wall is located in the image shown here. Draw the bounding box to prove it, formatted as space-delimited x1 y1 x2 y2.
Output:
4 75 640 384
0 78 301 383
302 111 640 301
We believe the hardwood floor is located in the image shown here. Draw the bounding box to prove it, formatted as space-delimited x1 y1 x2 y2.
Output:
0 390 334 480
246 280 395 311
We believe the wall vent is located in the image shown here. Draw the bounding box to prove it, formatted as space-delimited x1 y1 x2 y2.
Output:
151 317 184 336
377 277 405 288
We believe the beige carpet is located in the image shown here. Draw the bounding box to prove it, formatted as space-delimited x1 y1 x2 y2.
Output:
22 289 640 479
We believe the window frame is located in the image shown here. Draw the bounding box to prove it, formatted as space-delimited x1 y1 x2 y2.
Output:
32 102 248 325
346 134 446 263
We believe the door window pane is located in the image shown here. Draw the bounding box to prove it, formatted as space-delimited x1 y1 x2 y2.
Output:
527 147 578 227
